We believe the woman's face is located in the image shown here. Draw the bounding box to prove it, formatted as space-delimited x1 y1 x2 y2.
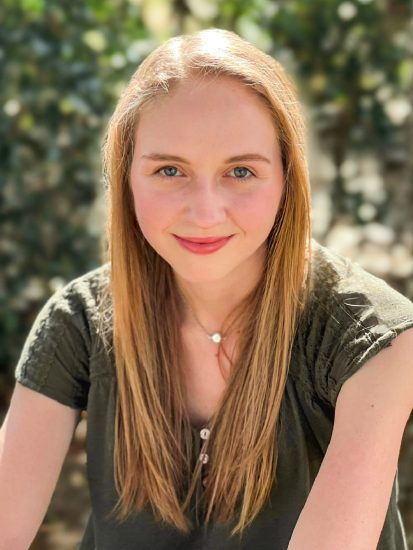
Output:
129 75 284 285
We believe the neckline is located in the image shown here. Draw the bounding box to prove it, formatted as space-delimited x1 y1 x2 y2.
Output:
190 421 211 435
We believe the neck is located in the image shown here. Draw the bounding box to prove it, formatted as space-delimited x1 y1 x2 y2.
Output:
175 248 265 333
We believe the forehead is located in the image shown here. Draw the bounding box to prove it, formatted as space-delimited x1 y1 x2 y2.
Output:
135 75 278 150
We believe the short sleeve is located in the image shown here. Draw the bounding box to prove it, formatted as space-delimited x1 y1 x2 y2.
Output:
15 282 91 410
302 248 413 408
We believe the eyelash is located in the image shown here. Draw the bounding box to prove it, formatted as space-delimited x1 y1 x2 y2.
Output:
155 165 256 182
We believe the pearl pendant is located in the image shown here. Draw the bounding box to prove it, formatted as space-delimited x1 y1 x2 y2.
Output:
210 332 223 344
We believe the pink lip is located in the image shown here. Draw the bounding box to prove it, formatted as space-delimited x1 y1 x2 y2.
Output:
173 235 233 255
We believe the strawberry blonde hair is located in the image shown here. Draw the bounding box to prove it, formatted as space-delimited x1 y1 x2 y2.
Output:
99 27 312 538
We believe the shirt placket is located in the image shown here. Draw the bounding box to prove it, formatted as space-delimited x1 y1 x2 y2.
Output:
193 426 211 526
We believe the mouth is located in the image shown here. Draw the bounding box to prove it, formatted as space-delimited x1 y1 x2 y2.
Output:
174 235 233 243
173 234 234 254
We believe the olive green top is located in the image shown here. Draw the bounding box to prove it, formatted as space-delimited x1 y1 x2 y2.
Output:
15 239 413 549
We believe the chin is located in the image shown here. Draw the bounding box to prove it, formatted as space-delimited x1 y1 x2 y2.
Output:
172 264 232 284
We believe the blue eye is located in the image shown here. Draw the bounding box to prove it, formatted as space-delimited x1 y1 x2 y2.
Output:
230 167 255 180
155 165 255 181
156 166 183 178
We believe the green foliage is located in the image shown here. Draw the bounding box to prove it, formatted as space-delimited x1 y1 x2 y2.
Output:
0 0 155 376
265 1 410 149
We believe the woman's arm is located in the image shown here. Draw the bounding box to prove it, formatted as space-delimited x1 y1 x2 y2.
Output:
0 383 81 550
288 328 413 550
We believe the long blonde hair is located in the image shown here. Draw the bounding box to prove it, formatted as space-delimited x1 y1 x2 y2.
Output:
100 28 312 538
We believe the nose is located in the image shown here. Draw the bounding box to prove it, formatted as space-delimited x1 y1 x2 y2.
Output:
184 179 227 228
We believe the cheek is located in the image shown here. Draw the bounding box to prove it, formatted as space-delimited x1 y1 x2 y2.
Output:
131 189 158 247
236 185 283 233
131 187 173 235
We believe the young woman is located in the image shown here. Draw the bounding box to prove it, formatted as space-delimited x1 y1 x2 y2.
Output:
1 28 413 550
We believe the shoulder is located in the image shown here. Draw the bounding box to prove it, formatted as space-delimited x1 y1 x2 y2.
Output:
23 262 112 358
46 262 111 324
292 240 413 407
54 262 113 350
306 239 413 328
14 263 112 409
57 262 111 307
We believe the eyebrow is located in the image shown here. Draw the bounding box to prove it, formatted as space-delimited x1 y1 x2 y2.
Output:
140 153 271 164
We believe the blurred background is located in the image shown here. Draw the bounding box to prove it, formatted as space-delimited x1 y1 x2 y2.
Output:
1 0 412 547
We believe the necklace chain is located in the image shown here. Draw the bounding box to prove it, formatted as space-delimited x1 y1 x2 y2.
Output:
182 296 225 345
